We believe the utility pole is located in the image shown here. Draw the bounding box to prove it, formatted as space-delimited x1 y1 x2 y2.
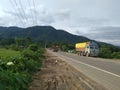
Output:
45 41 47 49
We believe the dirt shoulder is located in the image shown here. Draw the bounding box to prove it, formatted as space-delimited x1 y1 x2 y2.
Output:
29 51 107 90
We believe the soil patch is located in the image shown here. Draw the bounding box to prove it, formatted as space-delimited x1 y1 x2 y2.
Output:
29 51 107 90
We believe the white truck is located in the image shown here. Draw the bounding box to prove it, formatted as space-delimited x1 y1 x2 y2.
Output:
75 41 99 57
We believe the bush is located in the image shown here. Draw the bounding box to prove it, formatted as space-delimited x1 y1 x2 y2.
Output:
24 59 40 72
28 44 38 51
0 56 25 73
99 48 112 58
99 47 120 59
0 71 30 90
0 46 45 90
0 52 42 73
21 49 39 60
111 52 120 59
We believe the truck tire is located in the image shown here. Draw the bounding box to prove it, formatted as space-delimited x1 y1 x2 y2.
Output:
80 52 81 56
86 53 90 57
81 52 84 56
77 52 80 56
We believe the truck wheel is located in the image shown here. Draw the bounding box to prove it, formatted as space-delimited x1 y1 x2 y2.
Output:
80 52 81 56
81 52 83 56
86 53 90 57
77 52 80 56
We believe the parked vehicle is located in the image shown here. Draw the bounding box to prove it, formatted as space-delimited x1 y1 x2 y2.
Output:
75 41 99 56
52 45 59 52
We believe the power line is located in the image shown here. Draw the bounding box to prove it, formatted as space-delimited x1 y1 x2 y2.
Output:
10 0 25 26
27 0 35 25
18 0 28 24
13 0 27 25
9 0 39 26
9 0 24 26
24 0 31 26
33 0 37 25
36 0 42 26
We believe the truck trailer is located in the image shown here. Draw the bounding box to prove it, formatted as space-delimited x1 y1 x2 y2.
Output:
75 41 99 57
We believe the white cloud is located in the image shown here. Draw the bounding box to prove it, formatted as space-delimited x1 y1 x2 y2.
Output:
0 0 120 45
53 9 71 21
74 26 120 46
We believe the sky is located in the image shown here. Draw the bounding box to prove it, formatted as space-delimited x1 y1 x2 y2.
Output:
0 0 120 46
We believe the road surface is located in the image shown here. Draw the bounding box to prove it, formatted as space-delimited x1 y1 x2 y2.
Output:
48 50 120 90
29 51 106 90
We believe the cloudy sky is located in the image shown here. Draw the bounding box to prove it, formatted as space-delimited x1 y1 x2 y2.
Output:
0 0 120 46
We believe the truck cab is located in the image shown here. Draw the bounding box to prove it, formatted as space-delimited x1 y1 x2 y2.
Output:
86 42 99 56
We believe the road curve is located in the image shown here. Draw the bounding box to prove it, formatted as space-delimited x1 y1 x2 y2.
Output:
47 50 120 90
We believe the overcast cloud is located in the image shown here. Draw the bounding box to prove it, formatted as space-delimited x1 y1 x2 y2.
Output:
0 0 120 46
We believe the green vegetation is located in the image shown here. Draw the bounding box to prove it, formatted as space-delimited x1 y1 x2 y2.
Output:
0 48 20 57
59 43 75 52
53 42 120 59
0 26 89 44
0 37 45 90
0 26 119 59
0 71 29 90
0 26 119 90
98 42 120 59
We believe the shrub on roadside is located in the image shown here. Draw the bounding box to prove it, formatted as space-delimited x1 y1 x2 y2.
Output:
0 46 44 90
0 70 29 90
28 44 38 52
21 49 39 60
111 52 120 59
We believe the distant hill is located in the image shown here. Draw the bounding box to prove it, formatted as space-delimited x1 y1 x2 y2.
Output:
0 26 90 44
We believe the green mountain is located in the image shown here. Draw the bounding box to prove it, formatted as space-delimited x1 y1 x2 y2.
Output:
0 26 90 44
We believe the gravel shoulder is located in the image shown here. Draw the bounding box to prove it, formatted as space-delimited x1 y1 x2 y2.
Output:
29 51 107 90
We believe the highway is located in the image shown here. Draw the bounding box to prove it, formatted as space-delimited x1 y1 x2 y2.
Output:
48 50 120 90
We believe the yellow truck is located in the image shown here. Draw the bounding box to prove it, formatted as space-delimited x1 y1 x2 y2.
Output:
75 41 99 56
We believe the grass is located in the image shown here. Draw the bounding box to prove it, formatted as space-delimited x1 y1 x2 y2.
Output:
0 48 20 57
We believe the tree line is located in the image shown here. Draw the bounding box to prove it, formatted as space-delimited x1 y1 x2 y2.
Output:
46 41 120 59
98 42 120 59
0 37 120 59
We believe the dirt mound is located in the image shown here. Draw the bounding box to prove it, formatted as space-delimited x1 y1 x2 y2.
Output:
29 51 107 90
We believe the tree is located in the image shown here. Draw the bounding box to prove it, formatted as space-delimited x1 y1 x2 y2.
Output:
28 44 38 51
0 38 15 46
99 48 112 58
25 37 32 47
15 37 22 47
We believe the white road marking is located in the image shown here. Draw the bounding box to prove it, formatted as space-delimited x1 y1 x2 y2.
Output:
58 54 120 78
48 50 120 78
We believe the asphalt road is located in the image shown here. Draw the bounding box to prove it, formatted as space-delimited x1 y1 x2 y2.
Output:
48 50 120 90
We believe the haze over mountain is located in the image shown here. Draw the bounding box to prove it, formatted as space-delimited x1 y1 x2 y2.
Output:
0 26 90 44
76 26 120 46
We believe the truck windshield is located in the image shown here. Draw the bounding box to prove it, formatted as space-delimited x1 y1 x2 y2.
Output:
90 46 94 49
95 47 98 49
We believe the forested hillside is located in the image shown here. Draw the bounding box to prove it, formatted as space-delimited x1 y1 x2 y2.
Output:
0 26 120 59
0 26 89 43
